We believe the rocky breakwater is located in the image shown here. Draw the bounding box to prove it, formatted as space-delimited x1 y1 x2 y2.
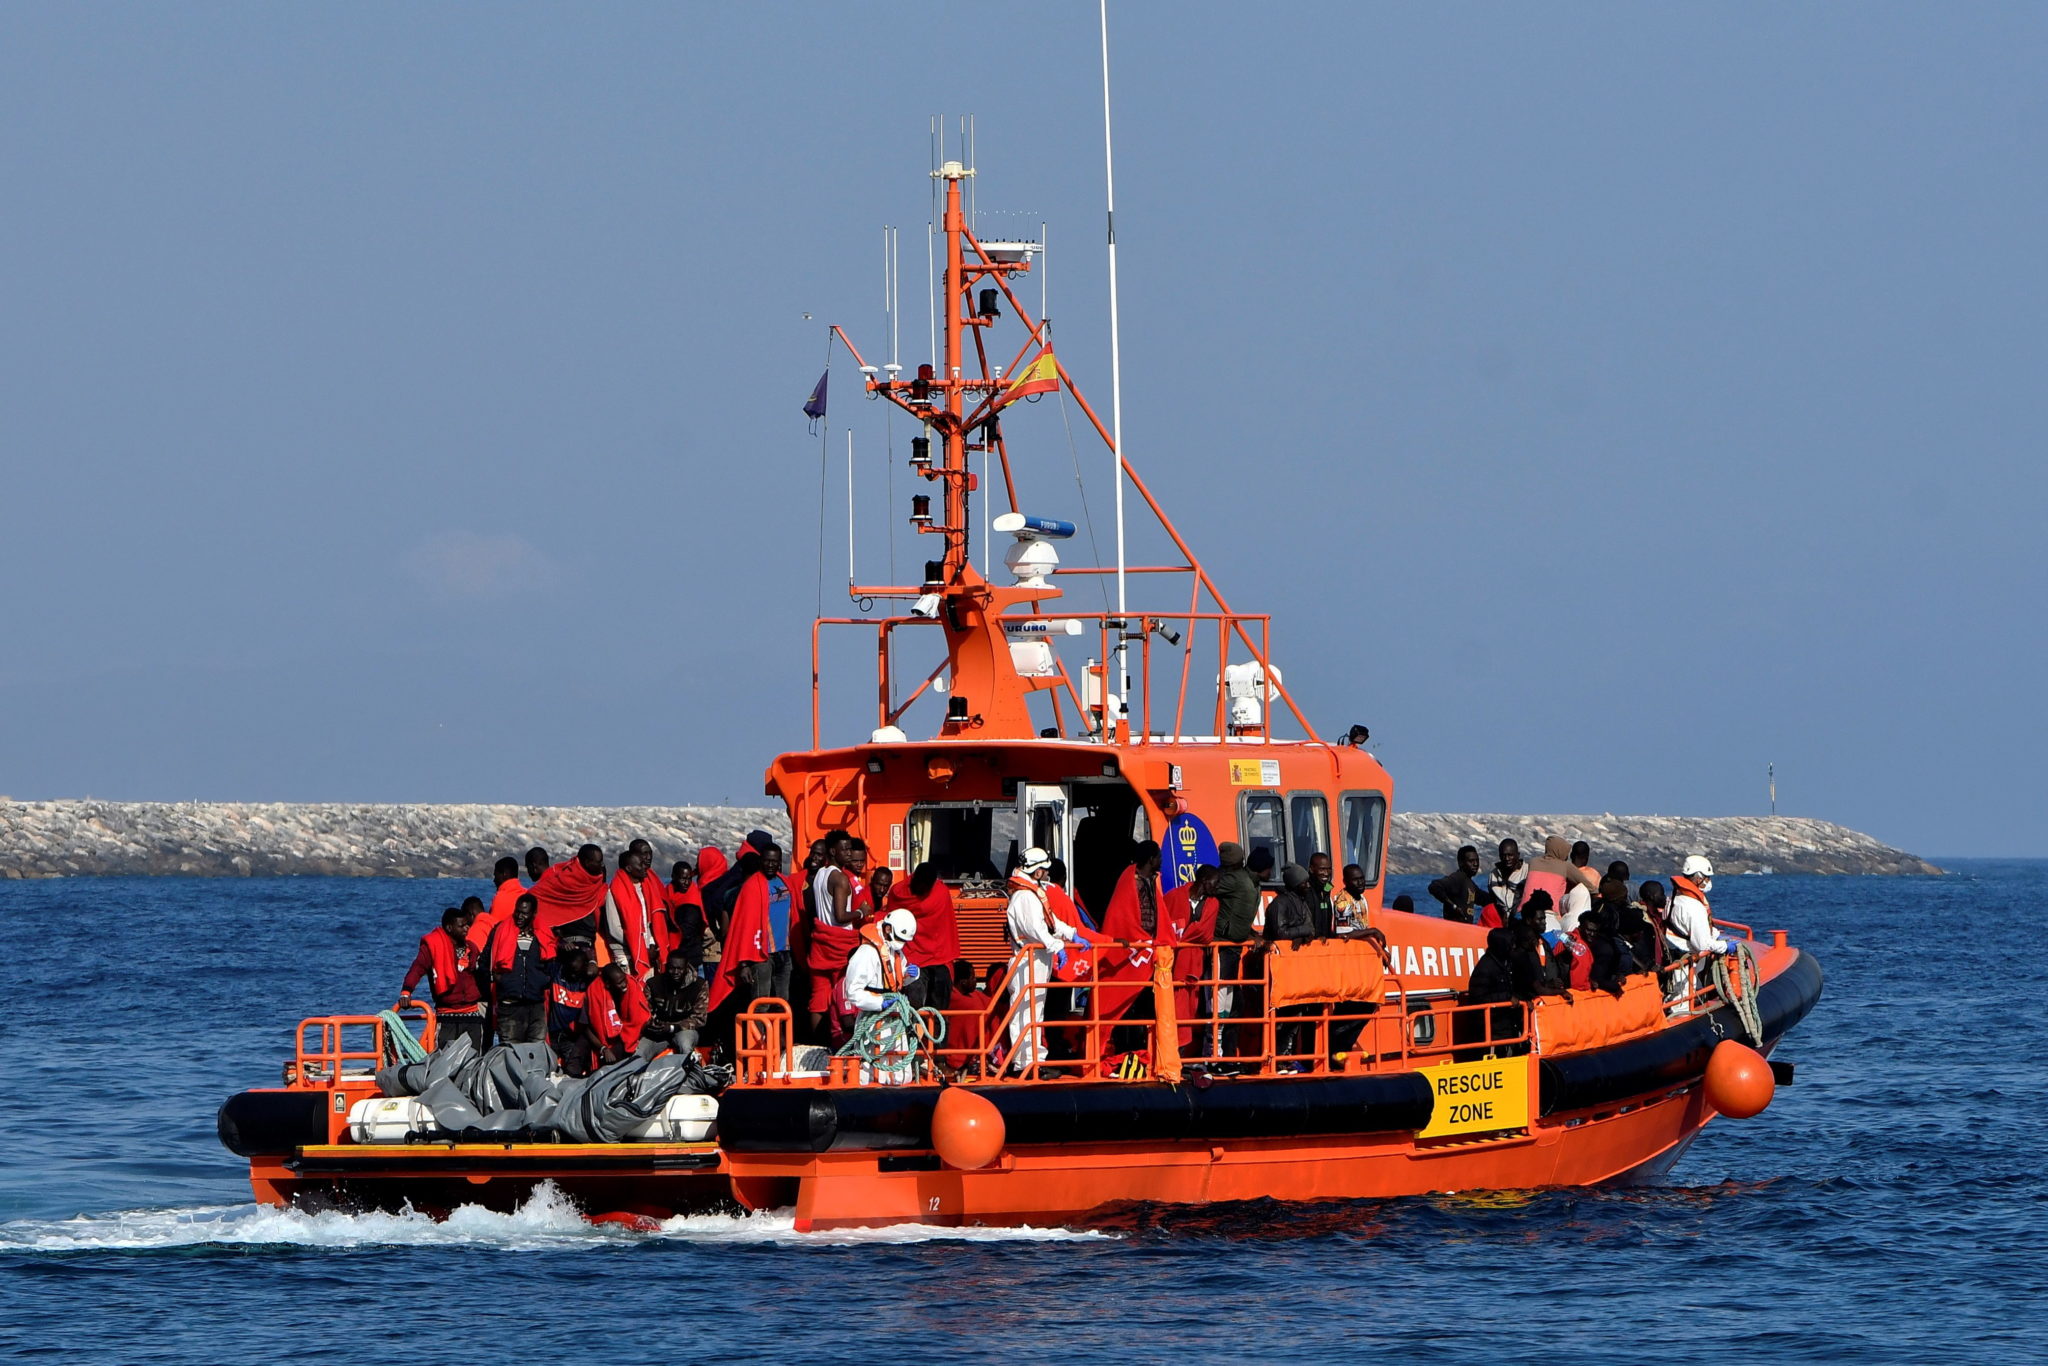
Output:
1387 813 1941 877
0 801 1935 878
0 801 793 878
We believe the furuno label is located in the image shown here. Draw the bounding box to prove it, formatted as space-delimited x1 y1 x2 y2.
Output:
1416 1057 1530 1138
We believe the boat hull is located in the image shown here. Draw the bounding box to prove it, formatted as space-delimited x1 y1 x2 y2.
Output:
233 951 1820 1228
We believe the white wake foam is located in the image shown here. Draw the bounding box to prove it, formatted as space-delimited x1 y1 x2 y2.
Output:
0 1184 1108 1252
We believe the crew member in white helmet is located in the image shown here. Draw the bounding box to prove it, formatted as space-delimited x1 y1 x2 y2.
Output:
841 907 917 1020
1004 847 1080 1077
1664 855 1730 1012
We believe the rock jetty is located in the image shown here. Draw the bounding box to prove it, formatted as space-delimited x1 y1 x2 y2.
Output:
0 800 1937 878
1388 813 1940 877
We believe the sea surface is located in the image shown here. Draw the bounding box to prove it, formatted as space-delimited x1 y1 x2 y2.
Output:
1 863 2042 1364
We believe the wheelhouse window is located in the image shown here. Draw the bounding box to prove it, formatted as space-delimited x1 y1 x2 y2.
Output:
1240 793 1285 882
907 803 1023 884
1341 791 1388 886
1288 792 1329 869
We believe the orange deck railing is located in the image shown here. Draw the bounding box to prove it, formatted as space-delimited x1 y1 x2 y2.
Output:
734 924 1765 1090
289 1001 436 1087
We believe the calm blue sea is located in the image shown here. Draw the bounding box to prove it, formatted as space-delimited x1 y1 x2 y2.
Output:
2 863 2043 1364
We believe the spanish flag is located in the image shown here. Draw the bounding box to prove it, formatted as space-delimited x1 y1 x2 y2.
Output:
995 349 1060 408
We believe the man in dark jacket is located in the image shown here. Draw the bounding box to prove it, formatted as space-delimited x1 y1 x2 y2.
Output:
488 895 552 1044
643 949 711 1059
1457 928 1523 1060
1428 845 1487 923
1264 864 1319 1070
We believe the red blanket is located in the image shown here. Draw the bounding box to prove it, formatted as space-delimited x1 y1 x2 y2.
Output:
468 878 523 951
608 869 673 975
1095 866 1166 1018
708 872 774 1010
587 973 651 1051
941 987 991 1067
888 882 960 968
529 859 607 954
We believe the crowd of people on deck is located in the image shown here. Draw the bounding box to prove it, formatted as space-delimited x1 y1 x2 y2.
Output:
399 832 1003 1078
1432 836 1732 1053
397 828 1732 1079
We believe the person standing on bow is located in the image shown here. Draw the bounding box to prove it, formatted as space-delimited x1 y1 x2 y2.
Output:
528 844 609 956
807 834 870 1044
487 895 552 1045
1163 863 1220 1054
1428 846 1487 923
1004 847 1080 1077
468 856 525 954
601 840 671 980
1664 856 1731 1012
1098 841 1167 1019
1489 839 1527 919
402 905 488 1056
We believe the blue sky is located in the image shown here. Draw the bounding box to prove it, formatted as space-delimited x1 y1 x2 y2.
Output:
0 3 2040 857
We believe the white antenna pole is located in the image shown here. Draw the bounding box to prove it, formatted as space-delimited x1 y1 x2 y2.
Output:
1100 0 1129 715
846 429 857 588
1041 219 1049 321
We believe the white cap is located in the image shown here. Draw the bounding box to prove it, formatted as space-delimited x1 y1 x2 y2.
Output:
1020 846 1051 873
882 908 917 943
1681 855 1714 880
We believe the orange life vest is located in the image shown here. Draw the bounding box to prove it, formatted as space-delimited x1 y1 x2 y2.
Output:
856 921 905 993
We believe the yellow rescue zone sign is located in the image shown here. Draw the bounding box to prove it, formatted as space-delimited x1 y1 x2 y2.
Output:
1417 1057 1530 1138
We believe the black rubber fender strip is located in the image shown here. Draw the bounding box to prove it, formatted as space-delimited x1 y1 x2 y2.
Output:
1538 950 1825 1117
715 1072 1434 1153
715 1087 843 1153
217 1089 332 1157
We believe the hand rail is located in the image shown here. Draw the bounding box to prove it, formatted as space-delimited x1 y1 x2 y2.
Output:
290 1001 436 1087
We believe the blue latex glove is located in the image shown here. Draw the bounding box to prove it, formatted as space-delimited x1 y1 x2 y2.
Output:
903 963 921 982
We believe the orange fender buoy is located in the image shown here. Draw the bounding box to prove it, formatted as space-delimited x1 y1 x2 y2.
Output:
931 1086 1006 1170
1703 1039 1775 1118
587 1210 663 1232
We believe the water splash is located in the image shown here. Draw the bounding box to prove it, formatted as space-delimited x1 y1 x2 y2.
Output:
0 1183 1109 1254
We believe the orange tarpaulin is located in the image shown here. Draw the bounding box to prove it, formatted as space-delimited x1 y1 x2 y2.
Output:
1267 939 1388 1008
1530 976 1666 1055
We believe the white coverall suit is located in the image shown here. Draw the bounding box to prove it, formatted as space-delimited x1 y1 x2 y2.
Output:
1664 889 1729 1012
1005 879 1077 1072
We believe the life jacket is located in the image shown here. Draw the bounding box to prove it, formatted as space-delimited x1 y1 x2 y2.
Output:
1564 931 1594 991
421 929 476 1001
1670 875 1710 912
546 978 589 1037
835 921 906 1015
857 921 906 992
1005 873 1049 948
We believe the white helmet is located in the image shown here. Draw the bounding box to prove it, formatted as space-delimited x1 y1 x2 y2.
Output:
881 908 917 944
1681 855 1714 884
1020 846 1052 875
